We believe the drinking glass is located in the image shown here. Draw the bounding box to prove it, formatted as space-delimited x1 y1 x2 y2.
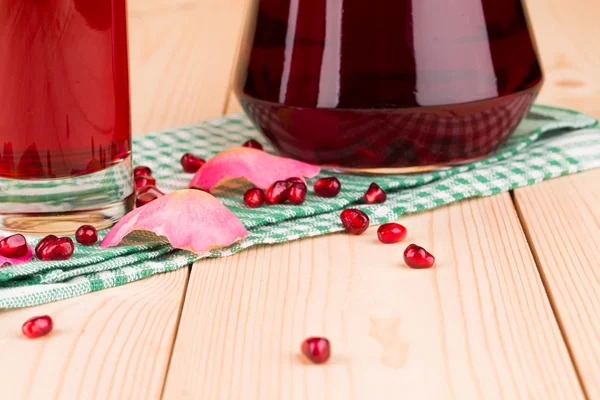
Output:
235 0 543 173
0 0 133 233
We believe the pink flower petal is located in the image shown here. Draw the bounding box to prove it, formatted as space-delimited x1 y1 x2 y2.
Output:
0 243 33 268
101 190 248 253
189 147 320 190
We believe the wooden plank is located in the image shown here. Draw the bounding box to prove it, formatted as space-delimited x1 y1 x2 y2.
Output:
0 270 188 399
515 1 600 397
213 0 600 397
128 0 248 134
214 1 600 398
514 170 600 398
222 0 248 117
163 194 584 399
226 93 243 115
526 0 600 118
0 0 247 398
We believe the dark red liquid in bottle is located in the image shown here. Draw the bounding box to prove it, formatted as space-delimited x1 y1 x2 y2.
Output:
0 0 131 179
236 0 543 169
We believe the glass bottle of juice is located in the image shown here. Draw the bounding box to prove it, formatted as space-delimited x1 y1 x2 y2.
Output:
236 0 543 172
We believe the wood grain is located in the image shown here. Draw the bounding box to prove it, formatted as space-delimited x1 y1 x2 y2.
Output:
0 270 188 400
0 0 247 398
0 0 595 398
515 2 600 397
219 2 600 396
128 0 248 134
163 194 584 399
515 170 600 399
526 0 600 118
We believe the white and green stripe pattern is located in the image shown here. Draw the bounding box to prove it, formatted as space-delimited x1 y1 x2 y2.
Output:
0 104 599 309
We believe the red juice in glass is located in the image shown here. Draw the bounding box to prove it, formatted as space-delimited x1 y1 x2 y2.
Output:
0 0 133 233
235 0 543 171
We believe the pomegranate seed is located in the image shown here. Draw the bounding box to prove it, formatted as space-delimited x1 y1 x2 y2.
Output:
0 234 28 258
266 181 289 204
22 315 53 339
134 175 156 190
188 185 210 193
364 183 387 204
377 223 407 244
136 192 159 208
75 225 98 246
314 177 341 197
286 177 305 185
287 183 307 205
244 187 265 208
242 139 263 150
181 153 206 173
39 237 75 261
133 165 152 177
135 185 165 197
340 209 370 235
403 244 435 269
301 337 331 364
35 235 58 259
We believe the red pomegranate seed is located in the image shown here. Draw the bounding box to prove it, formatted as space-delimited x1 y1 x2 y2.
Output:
0 234 28 258
403 244 435 269
75 225 98 246
314 177 341 197
35 235 58 259
287 183 307 205
242 139 264 150
136 185 165 197
286 177 304 185
340 209 370 235
22 315 53 339
136 192 159 208
266 181 289 205
188 185 210 193
180 153 206 173
364 183 387 204
244 187 265 208
39 237 75 261
377 223 407 244
301 337 331 364
133 165 152 177
134 175 156 190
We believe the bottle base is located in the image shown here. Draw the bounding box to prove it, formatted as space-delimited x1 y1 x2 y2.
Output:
0 196 134 235
323 155 487 175
0 156 134 235
239 86 540 169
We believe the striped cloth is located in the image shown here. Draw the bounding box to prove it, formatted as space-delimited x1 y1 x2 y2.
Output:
0 104 599 309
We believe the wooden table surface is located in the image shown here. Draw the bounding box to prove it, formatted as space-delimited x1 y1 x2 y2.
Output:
1 0 599 399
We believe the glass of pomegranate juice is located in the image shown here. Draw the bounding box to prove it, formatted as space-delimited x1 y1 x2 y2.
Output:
235 0 543 173
0 0 133 233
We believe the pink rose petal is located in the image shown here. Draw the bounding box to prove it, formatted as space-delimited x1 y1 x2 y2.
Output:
0 243 33 268
189 147 320 190
101 190 248 253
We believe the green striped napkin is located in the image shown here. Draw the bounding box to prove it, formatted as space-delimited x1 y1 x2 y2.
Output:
1 104 599 309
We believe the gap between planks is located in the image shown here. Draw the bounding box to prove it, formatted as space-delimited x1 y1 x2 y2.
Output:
513 170 600 399
513 190 590 400
0 268 189 400
162 193 585 399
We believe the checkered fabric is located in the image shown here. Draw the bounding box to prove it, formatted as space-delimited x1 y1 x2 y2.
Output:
0 104 599 309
